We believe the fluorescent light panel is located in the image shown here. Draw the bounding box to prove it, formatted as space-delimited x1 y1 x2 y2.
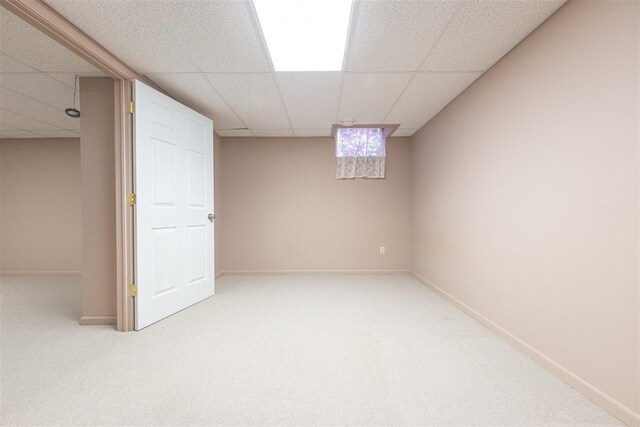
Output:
253 0 353 71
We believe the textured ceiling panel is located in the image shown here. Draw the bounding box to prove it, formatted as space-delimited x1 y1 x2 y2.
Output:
0 87 80 131
47 73 104 90
0 109 64 131
45 0 200 73
147 73 245 130
338 72 412 124
0 7 99 73
31 130 80 138
216 129 253 137
345 0 458 72
252 130 294 137
393 129 418 137
0 7 104 136
167 1 271 72
0 73 75 110
37 0 564 137
293 129 331 137
276 72 342 129
422 0 565 71
385 72 482 129
0 130 48 139
0 123 20 131
0 54 36 73
205 73 290 130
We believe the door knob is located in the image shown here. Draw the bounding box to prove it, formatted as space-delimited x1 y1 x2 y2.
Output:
208 213 216 222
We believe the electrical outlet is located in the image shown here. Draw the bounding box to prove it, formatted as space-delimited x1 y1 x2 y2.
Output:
379 246 386 255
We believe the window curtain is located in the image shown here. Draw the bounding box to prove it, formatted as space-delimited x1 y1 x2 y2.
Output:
335 127 386 179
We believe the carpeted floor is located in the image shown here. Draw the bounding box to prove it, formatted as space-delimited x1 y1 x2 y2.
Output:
0 274 621 426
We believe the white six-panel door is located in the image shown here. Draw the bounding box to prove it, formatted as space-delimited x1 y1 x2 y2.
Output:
133 80 214 330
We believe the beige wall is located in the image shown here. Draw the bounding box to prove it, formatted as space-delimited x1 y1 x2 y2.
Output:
79 77 116 319
220 137 411 273
0 138 82 274
410 0 639 423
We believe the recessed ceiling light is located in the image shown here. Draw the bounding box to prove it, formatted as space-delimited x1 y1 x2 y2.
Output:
253 0 353 72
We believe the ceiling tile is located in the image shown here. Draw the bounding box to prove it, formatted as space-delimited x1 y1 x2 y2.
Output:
0 87 81 131
167 1 271 72
47 73 106 90
147 73 245 130
338 72 412 124
345 0 458 72
422 0 565 71
276 72 342 129
0 130 48 139
0 109 65 131
0 123 20 131
0 7 99 73
252 130 294 137
0 73 75 110
293 129 331 137
216 129 253 137
44 0 200 73
392 129 418 137
385 72 483 129
205 73 290 130
32 130 80 138
0 54 37 73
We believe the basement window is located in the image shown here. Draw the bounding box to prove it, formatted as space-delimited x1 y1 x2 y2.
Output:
333 126 397 179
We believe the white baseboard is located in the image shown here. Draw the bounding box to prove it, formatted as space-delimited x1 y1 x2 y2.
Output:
222 269 410 275
215 272 223 279
0 270 82 277
79 315 117 325
410 271 639 426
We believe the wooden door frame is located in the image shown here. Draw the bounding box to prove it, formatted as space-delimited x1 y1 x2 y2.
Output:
0 0 152 331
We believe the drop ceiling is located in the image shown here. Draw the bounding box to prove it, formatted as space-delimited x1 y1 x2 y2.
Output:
0 6 105 139
4 0 565 138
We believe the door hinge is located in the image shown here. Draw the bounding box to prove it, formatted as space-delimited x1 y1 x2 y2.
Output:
127 101 135 114
128 283 137 297
126 192 136 206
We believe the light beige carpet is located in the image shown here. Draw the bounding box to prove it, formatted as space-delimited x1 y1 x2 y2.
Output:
0 274 621 426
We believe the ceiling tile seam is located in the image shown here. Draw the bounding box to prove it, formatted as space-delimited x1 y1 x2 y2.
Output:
334 1 361 125
191 72 249 131
340 0 360 72
343 71 416 76
0 107 71 131
144 73 246 131
418 70 487 74
0 122 27 131
0 52 39 73
0 131 41 137
381 1 468 125
333 72 347 124
202 71 280 76
270 72 293 130
245 0 293 131
46 72 105 91
0 84 76 119
457 3 564 80
24 130 51 138
0 51 95 75
36 130 80 136
42 72 79 91
245 0 276 73
0 70 40 75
